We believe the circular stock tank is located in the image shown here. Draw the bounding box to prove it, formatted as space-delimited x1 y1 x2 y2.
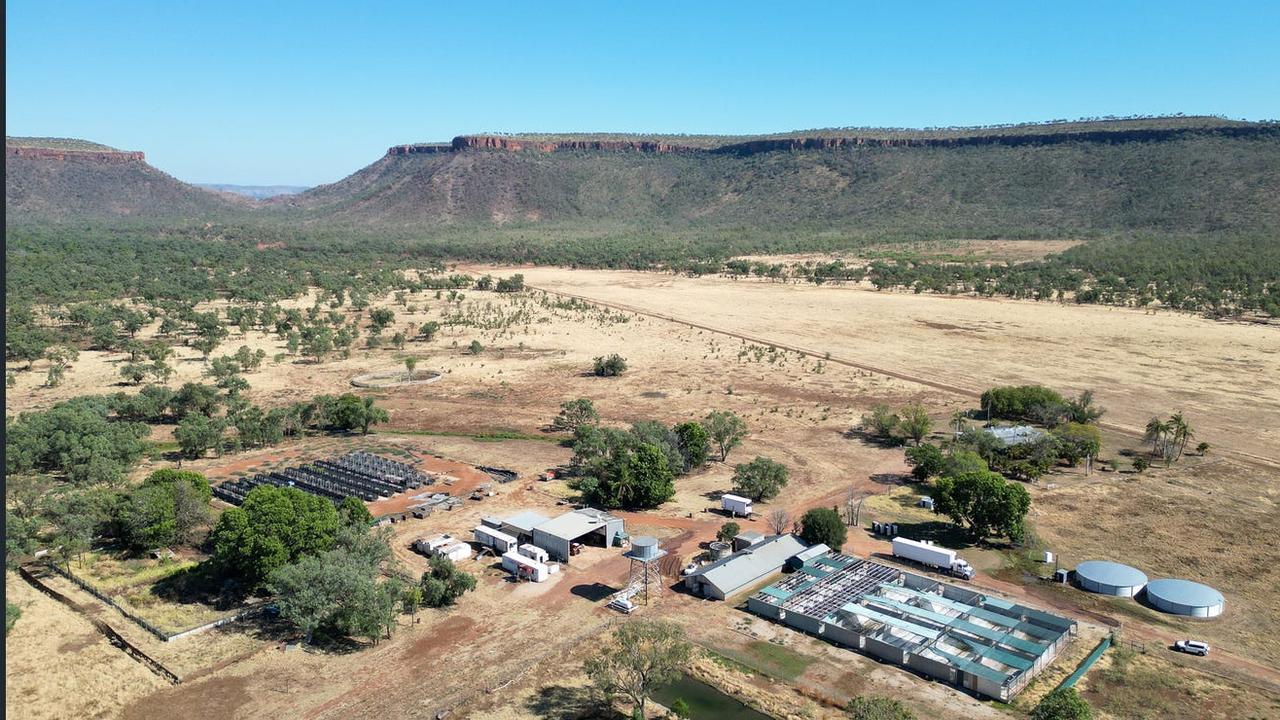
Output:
1145 579 1225 618
708 542 731 560
1074 560 1148 597
630 536 661 561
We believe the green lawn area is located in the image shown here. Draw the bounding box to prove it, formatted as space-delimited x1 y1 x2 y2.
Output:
78 551 199 593
706 640 814 682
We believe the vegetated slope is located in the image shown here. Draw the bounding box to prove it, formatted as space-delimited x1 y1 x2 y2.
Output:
6 138 246 222
196 184 310 200
283 118 1280 236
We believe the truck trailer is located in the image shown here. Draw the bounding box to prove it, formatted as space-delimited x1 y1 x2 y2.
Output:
721 494 753 517
891 537 974 580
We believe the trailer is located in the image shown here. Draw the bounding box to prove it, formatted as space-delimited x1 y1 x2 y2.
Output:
517 543 549 563
891 537 974 580
721 494 753 518
501 549 550 582
437 541 473 563
474 525 519 554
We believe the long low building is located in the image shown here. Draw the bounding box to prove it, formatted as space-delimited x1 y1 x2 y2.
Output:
748 553 1077 701
684 534 808 600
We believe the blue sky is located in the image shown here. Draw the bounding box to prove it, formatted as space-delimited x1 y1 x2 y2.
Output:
6 1 1278 186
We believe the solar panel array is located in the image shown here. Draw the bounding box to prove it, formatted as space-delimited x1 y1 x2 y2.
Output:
213 451 431 506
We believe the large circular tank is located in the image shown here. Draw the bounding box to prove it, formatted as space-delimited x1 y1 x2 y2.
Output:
1145 578 1225 618
709 541 731 560
1074 560 1148 597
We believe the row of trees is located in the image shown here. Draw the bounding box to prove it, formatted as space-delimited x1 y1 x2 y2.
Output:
860 403 933 446
980 386 1104 427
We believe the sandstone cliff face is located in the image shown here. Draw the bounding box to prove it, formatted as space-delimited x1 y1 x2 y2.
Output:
386 125 1280 159
5 146 146 163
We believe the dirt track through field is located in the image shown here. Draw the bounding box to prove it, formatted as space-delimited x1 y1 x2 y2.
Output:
527 284 1280 472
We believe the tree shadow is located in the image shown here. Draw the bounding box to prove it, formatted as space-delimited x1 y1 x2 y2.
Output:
151 560 254 610
526 684 622 720
570 583 619 602
870 472 909 486
843 427 905 448
874 520 975 550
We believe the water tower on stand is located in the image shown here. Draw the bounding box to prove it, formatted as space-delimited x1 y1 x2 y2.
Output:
623 536 667 605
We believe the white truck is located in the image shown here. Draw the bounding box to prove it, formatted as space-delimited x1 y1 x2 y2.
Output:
892 537 974 580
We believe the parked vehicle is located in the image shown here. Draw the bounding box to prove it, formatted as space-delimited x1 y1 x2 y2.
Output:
891 537 974 580
1175 640 1210 656
720 493 753 518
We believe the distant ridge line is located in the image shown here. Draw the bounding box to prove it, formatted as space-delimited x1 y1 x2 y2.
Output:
386 123 1280 157
6 146 146 163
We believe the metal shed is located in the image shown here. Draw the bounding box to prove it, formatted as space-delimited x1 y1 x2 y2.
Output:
1074 560 1148 597
531 508 625 562
1145 578 1225 618
683 534 807 600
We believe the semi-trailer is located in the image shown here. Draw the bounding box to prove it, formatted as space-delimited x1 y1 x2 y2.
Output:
891 537 974 580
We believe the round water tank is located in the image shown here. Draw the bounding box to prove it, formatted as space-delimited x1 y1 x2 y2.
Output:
1145 578 1225 618
709 541 731 559
1074 560 1148 597
630 536 661 560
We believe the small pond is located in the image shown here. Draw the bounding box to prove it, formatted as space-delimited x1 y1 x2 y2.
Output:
650 675 773 720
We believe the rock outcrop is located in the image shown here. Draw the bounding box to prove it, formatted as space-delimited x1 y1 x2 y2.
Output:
5 146 146 163
385 123 1280 158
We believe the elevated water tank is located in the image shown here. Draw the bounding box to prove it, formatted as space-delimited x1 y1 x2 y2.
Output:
1074 560 1148 597
1145 578 1225 618
625 536 663 561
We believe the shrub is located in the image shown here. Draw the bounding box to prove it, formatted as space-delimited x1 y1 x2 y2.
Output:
593 353 627 377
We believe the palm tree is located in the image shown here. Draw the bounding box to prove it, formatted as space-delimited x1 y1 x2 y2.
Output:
404 356 418 381
950 409 967 437
1143 417 1167 456
1169 413 1193 461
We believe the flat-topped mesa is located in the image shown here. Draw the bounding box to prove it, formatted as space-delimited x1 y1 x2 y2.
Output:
6 146 146 163
386 143 454 156
450 135 698 153
711 124 1280 155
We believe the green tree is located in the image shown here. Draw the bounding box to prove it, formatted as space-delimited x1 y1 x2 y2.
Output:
583 620 692 719
861 404 900 443
403 356 418 380
674 421 711 471
172 382 222 419
717 522 741 542
5 397 149 484
799 507 847 550
367 308 395 335
176 414 223 461
1029 687 1092 720
419 321 441 341
670 697 692 719
905 443 946 481
419 555 477 607
932 470 1031 541
1053 423 1102 466
731 456 790 502
552 398 599 431
847 696 917 720
1065 390 1105 424
593 353 628 377
338 496 373 527
468 339 484 355
704 410 747 462
897 404 932 445
1131 456 1149 473
212 485 340 585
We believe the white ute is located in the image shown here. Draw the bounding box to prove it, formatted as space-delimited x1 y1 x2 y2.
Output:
1175 640 1210 656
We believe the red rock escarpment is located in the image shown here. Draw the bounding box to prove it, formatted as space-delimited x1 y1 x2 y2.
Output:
5 146 146 163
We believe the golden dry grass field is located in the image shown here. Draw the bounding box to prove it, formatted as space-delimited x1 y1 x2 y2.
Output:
6 263 1279 719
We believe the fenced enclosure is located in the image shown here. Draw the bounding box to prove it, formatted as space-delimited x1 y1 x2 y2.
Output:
213 451 432 506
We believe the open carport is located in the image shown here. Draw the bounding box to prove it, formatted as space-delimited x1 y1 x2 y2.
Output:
532 508 624 562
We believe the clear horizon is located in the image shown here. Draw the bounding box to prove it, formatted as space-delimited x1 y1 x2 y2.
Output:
7 1 1279 186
